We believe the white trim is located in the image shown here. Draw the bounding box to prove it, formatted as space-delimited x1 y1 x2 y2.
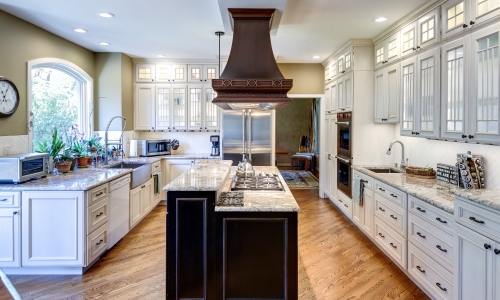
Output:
27 58 93 152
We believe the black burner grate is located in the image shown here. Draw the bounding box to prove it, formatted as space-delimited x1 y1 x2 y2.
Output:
230 174 284 191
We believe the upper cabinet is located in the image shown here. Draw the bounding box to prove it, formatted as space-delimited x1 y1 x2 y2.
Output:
401 8 440 57
337 47 353 75
442 0 500 40
188 65 219 83
374 62 400 123
375 32 400 69
136 64 156 82
187 84 220 130
136 63 187 83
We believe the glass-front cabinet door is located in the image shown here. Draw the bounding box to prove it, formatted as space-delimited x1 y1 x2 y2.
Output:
441 36 470 141
188 65 203 83
204 87 219 130
188 85 203 130
400 56 417 136
171 65 187 83
203 65 219 81
442 0 468 40
156 64 172 82
155 85 171 130
470 25 500 143
416 47 440 138
472 0 500 26
417 8 440 50
135 64 155 82
375 42 385 69
401 24 417 57
172 85 187 130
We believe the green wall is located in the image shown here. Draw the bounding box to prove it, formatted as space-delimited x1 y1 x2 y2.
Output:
278 63 324 95
0 9 95 136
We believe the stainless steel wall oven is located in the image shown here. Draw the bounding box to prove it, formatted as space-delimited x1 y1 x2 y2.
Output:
335 112 352 198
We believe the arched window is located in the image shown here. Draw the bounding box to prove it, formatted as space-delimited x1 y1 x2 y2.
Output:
27 58 93 151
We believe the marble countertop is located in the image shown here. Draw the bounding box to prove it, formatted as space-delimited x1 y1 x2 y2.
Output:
451 189 500 211
353 165 458 214
0 168 132 191
216 166 300 212
163 160 233 192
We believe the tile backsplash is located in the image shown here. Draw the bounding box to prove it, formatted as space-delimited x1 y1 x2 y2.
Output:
394 127 500 189
137 131 216 154
0 135 29 155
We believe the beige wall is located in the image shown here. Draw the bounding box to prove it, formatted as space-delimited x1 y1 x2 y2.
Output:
121 54 134 131
0 10 95 136
277 63 324 95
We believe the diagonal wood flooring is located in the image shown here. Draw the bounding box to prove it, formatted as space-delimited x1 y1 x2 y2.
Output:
0 189 428 300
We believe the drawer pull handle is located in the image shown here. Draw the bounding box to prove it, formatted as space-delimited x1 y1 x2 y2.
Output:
416 266 425 273
96 239 104 246
378 233 385 238
96 212 104 218
484 243 492 250
416 207 426 213
436 283 447 292
0 198 7 201
494 249 500 255
339 199 343 203
470 216 485 224
378 188 385 192
390 214 397 220
390 243 397 249
344 204 348 208
417 232 426 238
378 207 385 212
436 245 447 252
96 192 104 197
390 193 397 198
436 217 447 224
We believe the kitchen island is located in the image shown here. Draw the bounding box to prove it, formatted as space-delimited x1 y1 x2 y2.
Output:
164 160 299 300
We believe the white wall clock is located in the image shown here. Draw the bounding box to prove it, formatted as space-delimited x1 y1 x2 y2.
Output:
0 76 20 118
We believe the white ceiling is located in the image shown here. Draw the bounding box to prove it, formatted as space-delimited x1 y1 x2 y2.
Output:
0 0 430 63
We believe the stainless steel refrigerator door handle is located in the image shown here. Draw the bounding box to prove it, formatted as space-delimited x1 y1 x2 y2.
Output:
335 121 350 125
335 155 351 164
248 110 252 163
242 110 246 159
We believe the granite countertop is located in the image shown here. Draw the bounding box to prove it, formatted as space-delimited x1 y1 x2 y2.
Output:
0 168 132 191
353 165 458 214
451 189 500 211
166 153 221 159
163 160 233 192
217 166 300 212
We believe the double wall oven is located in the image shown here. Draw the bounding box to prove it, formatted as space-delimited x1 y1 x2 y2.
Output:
335 113 352 198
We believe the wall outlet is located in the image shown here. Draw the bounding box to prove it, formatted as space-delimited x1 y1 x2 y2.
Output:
3 145 11 155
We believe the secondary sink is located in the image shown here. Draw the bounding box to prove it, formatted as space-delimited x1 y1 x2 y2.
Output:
109 162 152 188
365 167 404 174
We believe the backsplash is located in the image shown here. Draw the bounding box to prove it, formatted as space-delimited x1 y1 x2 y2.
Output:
137 131 216 154
0 135 29 155
393 128 500 189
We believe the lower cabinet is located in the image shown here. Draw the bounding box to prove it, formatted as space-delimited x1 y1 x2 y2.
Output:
374 217 407 269
352 187 374 237
0 207 21 267
21 191 85 267
168 159 194 182
130 177 154 229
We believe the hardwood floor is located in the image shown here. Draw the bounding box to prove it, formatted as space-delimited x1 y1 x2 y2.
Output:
0 189 428 300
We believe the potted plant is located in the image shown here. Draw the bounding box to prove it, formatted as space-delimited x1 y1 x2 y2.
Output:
55 148 73 173
95 144 104 163
72 141 89 167
87 135 103 153
35 137 54 171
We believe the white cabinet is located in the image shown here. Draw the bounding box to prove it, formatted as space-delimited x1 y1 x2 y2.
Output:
188 65 218 83
401 47 441 139
136 63 155 82
323 117 333 199
0 208 21 267
22 191 85 267
337 47 353 75
154 64 187 83
171 85 188 130
337 72 353 112
169 159 194 182
442 0 500 40
352 172 375 237
141 178 153 215
187 84 220 130
375 32 400 69
135 84 156 130
156 84 172 130
401 8 440 57
129 177 154 229
324 85 331 114
374 62 400 123
156 64 171 82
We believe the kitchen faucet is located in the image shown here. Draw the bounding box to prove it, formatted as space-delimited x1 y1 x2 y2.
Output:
386 140 406 169
104 116 127 165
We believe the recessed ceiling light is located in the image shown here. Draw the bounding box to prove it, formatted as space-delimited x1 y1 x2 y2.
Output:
73 28 87 33
312 55 320 59
99 12 115 18
374 17 387 22
99 42 110 46
157 55 166 58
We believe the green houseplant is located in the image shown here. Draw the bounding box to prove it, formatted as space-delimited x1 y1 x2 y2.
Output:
55 148 73 173
72 140 89 167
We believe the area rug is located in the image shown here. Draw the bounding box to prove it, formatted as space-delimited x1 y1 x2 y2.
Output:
279 170 319 189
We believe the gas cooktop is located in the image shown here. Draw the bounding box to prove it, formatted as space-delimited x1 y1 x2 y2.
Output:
230 173 284 191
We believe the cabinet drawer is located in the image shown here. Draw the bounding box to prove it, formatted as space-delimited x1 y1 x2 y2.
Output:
408 243 453 300
337 191 352 218
0 192 20 207
374 217 407 269
87 184 108 207
353 170 373 189
374 180 407 208
409 196 454 236
455 197 500 242
375 193 406 237
87 198 108 235
87 222 108 265
409 214 453 273
152 161 161 173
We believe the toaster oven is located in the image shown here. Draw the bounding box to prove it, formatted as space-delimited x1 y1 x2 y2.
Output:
0 153 49 184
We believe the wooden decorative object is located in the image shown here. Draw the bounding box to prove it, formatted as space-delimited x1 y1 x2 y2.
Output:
405 166 436 179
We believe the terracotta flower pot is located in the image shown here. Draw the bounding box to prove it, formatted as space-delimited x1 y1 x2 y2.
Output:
87 157 94 166
76 157 88 167
55 161 72 173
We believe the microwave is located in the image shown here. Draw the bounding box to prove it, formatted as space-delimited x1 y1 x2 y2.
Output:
137 139 171 157
0 153 49 184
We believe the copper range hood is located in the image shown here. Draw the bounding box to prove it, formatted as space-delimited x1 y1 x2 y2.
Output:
212 8 293 110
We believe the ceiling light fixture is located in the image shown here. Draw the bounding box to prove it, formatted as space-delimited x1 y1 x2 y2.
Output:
157 55 166 58
73 28 87 33
99 12 115 18
374 17 387 22
312 55 320 59
99 42 110 46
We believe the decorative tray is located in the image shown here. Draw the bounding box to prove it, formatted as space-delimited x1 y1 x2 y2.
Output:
405 166 436 179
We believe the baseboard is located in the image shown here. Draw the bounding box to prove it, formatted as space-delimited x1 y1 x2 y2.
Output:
2 267 85 275
159 200 166 205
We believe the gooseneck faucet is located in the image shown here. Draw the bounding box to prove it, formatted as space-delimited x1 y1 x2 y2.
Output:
104 116 127 165
386 140 406 169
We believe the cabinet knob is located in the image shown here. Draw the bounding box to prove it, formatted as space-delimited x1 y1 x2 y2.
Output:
200 127 202 129
412 47 416 51
415 132 419 135
462 134 467 138
484 243 492 249
411 132 415 135
416 46 421 49
495 249 500 255
463 24 468 28
152 127 154 130
13 211 18 215
205 127 207 129
470 21 475 26
469 135 474 139
173 127 175 129
141 185 146 188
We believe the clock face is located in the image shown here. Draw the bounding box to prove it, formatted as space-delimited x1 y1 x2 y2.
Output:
0 79 19 117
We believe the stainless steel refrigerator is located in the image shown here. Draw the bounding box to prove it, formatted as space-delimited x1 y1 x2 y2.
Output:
222 110 273 166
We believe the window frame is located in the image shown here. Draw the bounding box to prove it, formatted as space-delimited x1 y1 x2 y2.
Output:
27 58 93 152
